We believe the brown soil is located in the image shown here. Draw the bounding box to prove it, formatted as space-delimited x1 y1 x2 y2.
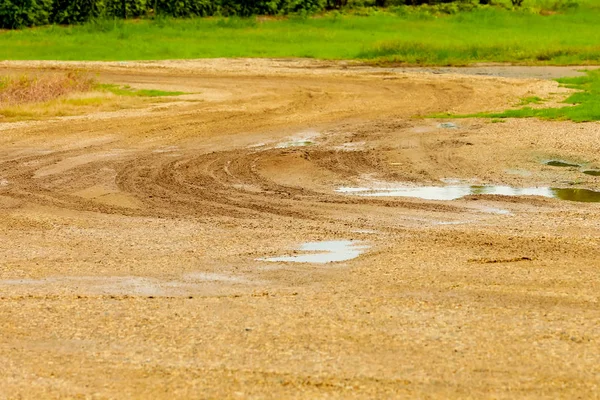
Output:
0 60 599 399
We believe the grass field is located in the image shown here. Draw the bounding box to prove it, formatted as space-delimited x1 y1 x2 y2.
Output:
432 69 600 121
1 3 600 65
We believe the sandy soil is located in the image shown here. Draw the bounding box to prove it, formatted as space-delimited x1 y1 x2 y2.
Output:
0 59 599 399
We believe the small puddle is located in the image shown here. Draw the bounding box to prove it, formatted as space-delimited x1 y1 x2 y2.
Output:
583 170 600 176
337 184 600 203
438 122 459 129
276 140 314 148
276 131 319 149
260 240 369 264
545 160 581 168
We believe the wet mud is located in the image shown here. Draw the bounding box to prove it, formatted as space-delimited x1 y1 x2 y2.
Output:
0 60 599 399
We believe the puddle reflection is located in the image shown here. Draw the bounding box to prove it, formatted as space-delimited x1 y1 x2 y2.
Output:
337 184 600 203
260 240 369 264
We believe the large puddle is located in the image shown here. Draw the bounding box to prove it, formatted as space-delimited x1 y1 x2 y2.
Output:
260 240 369 264
545 160 581 168
337 185 600 202
583 170 600 176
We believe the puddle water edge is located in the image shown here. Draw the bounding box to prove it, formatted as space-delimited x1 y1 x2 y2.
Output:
337 184 600 203
259 240 369 264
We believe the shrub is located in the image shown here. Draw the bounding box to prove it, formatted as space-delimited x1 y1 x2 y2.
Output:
0 0 53 28
153 0 215 17
103 0 148 18
51 0 101 24
281 0 326 14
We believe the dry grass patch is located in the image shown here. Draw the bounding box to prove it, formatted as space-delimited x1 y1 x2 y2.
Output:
0 72 182 121
0 93 157 121
0 72 95 106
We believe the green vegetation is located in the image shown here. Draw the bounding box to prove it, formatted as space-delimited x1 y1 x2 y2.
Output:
0 72 187 121
516 96 545 106
0 2 599 64
0 0 328 28
5 0 555 29
432 69 600 122
98 84 185 97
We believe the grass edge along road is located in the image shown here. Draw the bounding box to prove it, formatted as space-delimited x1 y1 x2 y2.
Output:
0 73 186 120
2 6 600 65
431 69 600 122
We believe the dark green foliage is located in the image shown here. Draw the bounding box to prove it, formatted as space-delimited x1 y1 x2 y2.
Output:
0 0 340 26
0 0 538 28
0 0 52 28
51 0 101 24
327 0 348 8
153 0 215 17
103 0 148 19
283 0 326 13
219 0 310 17
218 0 274 17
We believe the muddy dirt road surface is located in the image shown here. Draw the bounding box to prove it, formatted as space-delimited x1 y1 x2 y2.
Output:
0 60 599 399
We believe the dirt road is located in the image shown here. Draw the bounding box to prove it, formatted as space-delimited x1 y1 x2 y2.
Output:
0 60 599 399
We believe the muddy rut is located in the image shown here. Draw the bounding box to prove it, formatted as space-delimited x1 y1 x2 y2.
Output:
0 60 599 399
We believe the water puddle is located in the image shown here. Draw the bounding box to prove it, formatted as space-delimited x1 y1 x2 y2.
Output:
276 139 314 148
551 188 600 202
336 184 600 203
438 122 459 129
276 131 319 149
477 207 512 215
583 170 600 176
545 160 581 168
260 240 369 264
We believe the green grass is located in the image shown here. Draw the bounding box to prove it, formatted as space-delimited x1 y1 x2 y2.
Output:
1 4 600 65
98 84 186 97
432 69 600 122
516 96 545 106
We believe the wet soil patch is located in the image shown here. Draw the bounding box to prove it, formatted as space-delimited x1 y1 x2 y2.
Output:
545 160 581 168
337 184 600 203
583 170 600 176
259 240 369 264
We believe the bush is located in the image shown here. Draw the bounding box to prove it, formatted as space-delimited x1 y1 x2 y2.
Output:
0 0 517 28
281 0 326 14
218 0 280 17
0 0 52 28
154 0 215 17
103 0 148 18
51 0 101 24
